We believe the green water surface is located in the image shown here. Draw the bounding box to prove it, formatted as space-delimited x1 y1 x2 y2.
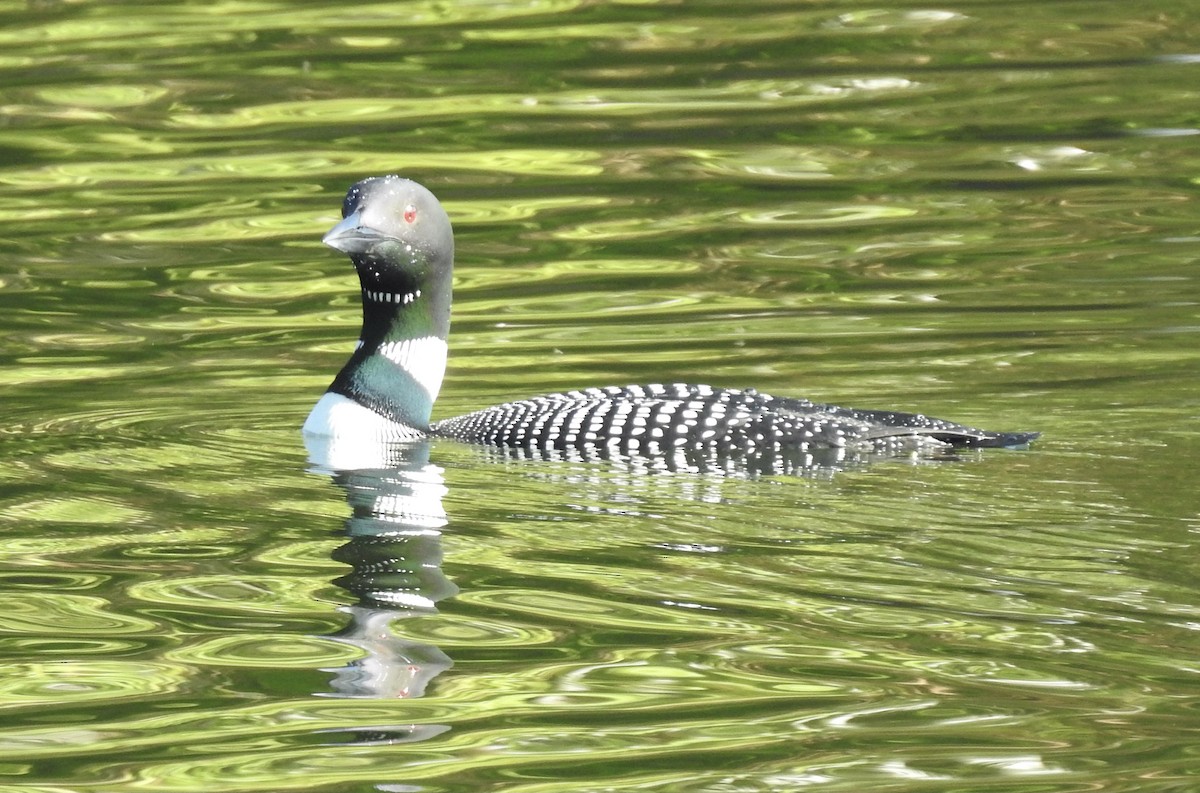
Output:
1 1 1199 791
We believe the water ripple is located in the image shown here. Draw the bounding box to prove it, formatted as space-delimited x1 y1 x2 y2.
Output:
1 0 1198 790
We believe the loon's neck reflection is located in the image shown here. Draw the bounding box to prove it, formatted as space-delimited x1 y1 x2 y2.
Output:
310 437 455 711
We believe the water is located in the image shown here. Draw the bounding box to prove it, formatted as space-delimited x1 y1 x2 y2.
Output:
2 0 1199 791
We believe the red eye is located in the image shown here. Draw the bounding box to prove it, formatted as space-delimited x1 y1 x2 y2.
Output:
403 205 417 223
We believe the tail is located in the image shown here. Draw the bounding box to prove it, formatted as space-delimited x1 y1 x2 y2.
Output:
787 399 1039 449
949 430 1040 449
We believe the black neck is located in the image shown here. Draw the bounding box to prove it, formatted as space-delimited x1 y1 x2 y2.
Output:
329 255 452 430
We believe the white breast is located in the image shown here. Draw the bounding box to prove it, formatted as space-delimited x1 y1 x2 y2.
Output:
304 392 428 471
303 392 424 440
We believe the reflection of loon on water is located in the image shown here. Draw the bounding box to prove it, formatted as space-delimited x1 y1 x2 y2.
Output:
303 176 1037 476
312 439 453 745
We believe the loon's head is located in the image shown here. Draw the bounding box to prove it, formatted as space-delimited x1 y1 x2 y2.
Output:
324 175 454 296
307 176 455 441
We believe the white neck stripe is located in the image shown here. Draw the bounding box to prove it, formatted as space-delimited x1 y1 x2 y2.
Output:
363 289 422 305
375 335 447 402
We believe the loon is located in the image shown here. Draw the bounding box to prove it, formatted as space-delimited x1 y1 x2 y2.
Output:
304 176 1037 467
